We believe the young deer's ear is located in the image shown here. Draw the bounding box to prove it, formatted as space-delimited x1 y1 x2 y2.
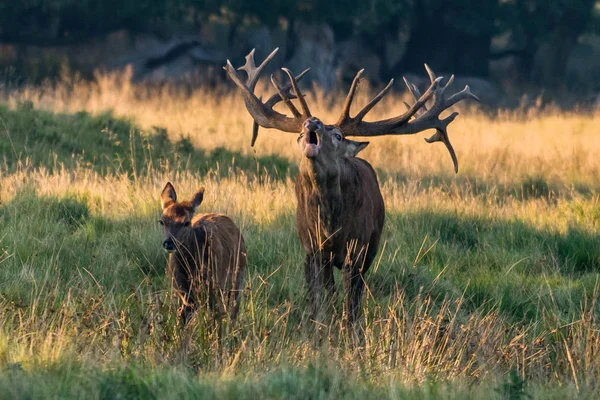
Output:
161 182 177 210
344 140 369 157
190 187 205 212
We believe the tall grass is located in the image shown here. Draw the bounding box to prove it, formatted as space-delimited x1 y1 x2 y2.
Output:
0 72 599 398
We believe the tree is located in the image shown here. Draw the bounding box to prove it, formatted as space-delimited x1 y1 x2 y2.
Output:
398 0 498 77
498 0 597 86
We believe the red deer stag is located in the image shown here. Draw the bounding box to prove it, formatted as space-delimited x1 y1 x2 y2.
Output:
160 182 246 324
224 48 478 328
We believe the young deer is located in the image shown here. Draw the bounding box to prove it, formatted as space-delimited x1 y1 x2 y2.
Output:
225 48 478 331
159 182 246 324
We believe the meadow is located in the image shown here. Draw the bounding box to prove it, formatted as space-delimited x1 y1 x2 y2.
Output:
0 69 599 399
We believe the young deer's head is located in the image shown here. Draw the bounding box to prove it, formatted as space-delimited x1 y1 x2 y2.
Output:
159 182 204 252
224 48 480 173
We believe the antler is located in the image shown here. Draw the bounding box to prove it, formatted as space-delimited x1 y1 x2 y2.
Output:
336 65 480 173
224 48 311 146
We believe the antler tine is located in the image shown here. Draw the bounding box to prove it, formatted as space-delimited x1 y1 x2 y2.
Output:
270 74 302 118
424 63 436 83
443 74 455 90
403 77 427 116
354 78 394 121
424 112 460 173
251 121 260 147
224 48 306 138
251 68 309 147
337 69 364 125
238 48 279 90
393 76 442 125
402 77 417 99
337 70 394 126
282 68 311 117
224 59 265 114
264 68 310 108
446 85 481 107
336 63 480 174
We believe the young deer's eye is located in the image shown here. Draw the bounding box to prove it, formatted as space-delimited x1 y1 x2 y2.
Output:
158 220 164 226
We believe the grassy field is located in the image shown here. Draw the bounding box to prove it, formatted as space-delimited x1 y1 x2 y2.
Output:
0 72 599 399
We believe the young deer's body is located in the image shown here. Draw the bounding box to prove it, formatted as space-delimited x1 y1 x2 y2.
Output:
160 183 246 324
225 48 478 331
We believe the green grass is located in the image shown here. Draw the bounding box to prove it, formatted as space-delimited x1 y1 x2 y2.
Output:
1 104 600 398
0 102 294 178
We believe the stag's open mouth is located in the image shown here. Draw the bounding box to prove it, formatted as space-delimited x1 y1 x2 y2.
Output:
308 130 318 145
303 130 320 158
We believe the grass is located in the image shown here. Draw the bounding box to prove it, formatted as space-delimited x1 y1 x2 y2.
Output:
0 72 599 398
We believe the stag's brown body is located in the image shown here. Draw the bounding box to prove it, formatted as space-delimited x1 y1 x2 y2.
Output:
296 156 384 322
160 183 246 324
224 48 478 328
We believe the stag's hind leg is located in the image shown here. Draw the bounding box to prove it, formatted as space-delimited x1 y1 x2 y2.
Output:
343 263 365 328
343 241 379 343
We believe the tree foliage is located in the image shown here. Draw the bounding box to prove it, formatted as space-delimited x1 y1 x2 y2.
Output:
1 0 598 84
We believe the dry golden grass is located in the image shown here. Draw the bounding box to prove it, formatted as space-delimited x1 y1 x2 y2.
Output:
6 68 600 186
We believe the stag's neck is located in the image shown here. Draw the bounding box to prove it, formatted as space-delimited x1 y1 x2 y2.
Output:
297 158 344 236
299 157 342 195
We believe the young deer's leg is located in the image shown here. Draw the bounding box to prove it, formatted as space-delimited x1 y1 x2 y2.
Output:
173 263 196 325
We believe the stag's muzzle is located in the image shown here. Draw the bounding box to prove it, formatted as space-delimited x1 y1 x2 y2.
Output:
302 118 322 158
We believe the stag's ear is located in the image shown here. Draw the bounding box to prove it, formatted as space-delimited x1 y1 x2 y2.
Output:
189 187 205 213
161 182 177 210
344 140 369 157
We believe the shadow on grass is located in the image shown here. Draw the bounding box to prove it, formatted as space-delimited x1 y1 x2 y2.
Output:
381 170 597 201
368 209 600 322
256 207 599 323
0 102 295 179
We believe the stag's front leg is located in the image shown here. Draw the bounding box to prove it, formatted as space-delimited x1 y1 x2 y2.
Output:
323 259 336 315
304 253 326 324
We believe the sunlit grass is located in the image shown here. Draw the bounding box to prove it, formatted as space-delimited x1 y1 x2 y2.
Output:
0 73 599 398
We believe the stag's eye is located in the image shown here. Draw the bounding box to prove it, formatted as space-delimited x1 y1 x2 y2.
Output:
333 133 342 141
184 221 191 227
158 219 164 226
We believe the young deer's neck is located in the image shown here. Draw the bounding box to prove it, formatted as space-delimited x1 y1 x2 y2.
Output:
171 228 200 260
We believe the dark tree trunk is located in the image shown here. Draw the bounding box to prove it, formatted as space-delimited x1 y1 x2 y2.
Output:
285 17 296 60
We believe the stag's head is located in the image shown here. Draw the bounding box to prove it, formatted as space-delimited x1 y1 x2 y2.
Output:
159 182 205 252
298 117 369 161
224 48 479 173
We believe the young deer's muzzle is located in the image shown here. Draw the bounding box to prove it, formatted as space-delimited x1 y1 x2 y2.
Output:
163 238 175 252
